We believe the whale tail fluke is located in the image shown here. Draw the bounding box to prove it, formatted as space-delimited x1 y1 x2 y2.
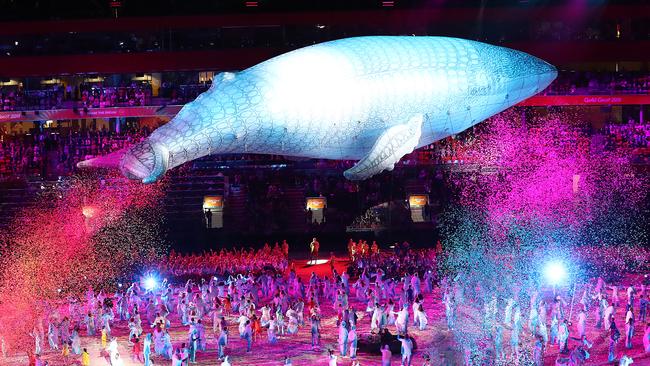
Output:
77 148 126 170
119 141 170 183
77 140 169 184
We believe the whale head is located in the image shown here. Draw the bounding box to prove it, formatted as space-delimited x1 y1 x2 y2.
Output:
486 45 558 99
447 42 557 133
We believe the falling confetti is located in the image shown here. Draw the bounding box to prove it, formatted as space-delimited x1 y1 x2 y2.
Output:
436 109 648 363
0 172 167 356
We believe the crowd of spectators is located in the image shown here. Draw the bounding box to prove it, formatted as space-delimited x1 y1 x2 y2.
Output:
0 88 22 111
414 118 650 165
420 133 482 165
158 83 210 104
0 127 149 179
545 71 650 95
0 83 153 111
0 80 204 111
603 118 650 149
0 87 69 111
530 20 636 42
159 243 288 278
78 84 149 108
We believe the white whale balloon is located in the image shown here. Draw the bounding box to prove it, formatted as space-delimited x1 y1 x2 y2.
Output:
80 36 557 182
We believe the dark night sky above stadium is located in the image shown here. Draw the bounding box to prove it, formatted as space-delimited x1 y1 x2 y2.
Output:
0 0 645 21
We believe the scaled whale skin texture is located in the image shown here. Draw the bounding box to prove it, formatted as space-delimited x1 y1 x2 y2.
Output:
78 36 557 183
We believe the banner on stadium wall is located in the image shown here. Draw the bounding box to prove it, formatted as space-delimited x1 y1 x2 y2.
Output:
408 195 428 208
306 197 327 210
518 95 650 107
0 105 183 123
203 195 224 210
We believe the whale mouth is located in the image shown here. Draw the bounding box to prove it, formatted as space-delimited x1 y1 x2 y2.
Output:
119 141 170 183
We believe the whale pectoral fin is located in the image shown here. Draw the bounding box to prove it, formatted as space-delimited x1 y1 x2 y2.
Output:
343 114 423 180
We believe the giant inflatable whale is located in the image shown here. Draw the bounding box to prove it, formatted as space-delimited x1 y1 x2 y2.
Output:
80 36 556 182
